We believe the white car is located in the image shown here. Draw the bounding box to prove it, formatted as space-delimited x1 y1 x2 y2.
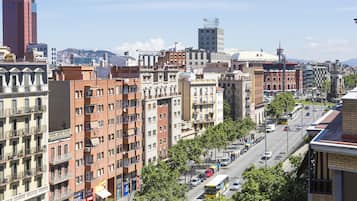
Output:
230 179 241 191
190 177 201 186
220 157 231 166
262 151 273 160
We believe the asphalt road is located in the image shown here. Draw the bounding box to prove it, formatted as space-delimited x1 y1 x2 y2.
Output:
187 105 326 200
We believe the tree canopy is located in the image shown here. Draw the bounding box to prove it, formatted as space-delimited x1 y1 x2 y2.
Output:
266 92 296 119
344 74 357 90
232 156 307 201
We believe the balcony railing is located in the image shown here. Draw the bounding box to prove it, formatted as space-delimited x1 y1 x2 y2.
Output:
310 179 332 194
49 173 72 185
49 154 72 165
6 107 32 117
33 105 47 113
0 177 8 186
30 126 47 135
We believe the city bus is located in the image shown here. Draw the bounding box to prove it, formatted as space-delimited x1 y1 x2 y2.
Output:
288 104 303 119
204 174 230 199
278 115 289 125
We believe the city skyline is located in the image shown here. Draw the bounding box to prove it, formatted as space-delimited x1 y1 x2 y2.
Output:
1 0 357 61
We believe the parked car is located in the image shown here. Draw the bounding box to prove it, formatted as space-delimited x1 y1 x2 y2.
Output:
262 151 273 160
306 112 310 116
205 168 214 177
198 173 207 181
220 157 232 166
304 106 310 110
190 177 201 186
230 179 241 191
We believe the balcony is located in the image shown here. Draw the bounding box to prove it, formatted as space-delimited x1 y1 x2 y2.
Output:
34 165 46 175
22 170 33 179
6 107 32 117
31 126 46 135
9 173 20 182
49 154 72 165
33 145 46 155
50 190 73 201
49 173 72 185
193 101 215 106
33 105 47 113
6 129 23 139
0 177 8 186
7 152 21 160
0 131 5 141
0 110 5 118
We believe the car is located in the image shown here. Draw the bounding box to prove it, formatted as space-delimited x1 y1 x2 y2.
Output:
262 151 273 160
306 112 310 116
220 157 232 166
205 168 214 177
198 173 207 181
304 106 310 110
283 126 290 132
230 179 241 191
190 177 201 186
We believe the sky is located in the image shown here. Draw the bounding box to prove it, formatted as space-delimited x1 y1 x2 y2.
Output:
2 0 357 61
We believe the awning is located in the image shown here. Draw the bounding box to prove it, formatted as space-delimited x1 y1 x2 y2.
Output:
90 138 100 147
95 188 111 199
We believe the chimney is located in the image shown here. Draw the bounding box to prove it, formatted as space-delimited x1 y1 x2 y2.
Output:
342 88 357 141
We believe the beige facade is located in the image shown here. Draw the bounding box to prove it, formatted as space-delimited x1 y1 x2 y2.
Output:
218 71 252 121
178 76 218 131
0 62 48 201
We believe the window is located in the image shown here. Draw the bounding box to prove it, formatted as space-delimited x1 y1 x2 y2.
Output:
25 181 30 192
64 144 68 154
37 177 42 187
85 105 95 114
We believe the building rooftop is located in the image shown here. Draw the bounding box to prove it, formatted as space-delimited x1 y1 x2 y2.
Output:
231 50 278 62
342 87 357 100
310 104 357 156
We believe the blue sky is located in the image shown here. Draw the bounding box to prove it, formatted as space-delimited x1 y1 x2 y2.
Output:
2 0 357 61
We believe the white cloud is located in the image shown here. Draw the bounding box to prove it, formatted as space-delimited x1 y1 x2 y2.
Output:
288 37 357 61
112 37 187 58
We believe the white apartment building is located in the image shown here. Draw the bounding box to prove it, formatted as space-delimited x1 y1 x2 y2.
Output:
0 62 48 201
140 66 182 164
215 88 224 124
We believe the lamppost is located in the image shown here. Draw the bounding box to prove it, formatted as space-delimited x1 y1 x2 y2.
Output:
264 113 268 168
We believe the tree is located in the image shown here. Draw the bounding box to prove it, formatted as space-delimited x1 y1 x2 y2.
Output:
344 74 357 90
135 162 188 201
321 79 331 95
224 99 232 120
233 158 307 201
266 93 295 120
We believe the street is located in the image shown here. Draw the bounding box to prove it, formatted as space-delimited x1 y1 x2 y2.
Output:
187 105 326 200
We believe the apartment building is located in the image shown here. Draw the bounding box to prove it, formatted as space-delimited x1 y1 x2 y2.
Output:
308 87 357 201
111 65 182 164
219 71 253 121
48 129 73 201
185 48 209 74
0 61 48 201
178 73 221 131
50 66 142 201
158 50 186 66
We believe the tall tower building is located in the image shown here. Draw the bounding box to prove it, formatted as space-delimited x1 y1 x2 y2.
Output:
3 0 37 59
198 18 224 53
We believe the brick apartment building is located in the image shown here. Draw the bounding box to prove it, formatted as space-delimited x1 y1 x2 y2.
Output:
111 64 183 164
262 62 303 96
49 66 142 201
